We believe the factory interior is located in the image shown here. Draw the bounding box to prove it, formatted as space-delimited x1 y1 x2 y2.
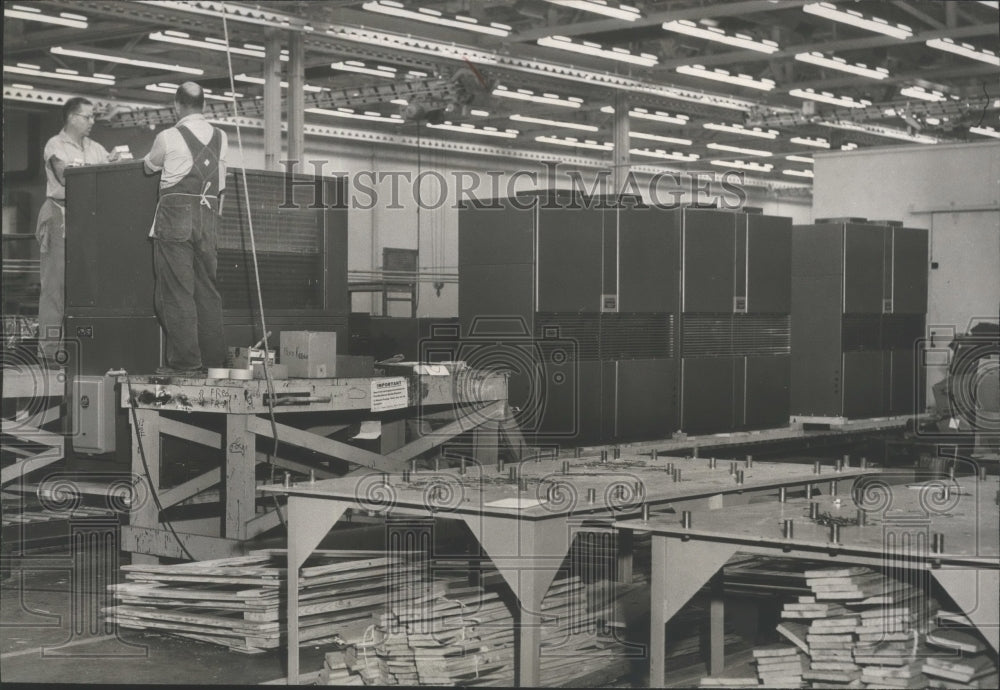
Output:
2 0 999 687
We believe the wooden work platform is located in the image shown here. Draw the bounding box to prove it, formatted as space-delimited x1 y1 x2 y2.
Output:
1 365 65 486
114 368 521 563
262 454 880 687
617 475 1000 687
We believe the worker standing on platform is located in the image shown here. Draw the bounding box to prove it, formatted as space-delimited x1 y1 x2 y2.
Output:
36 97 111 366
143 81 228 376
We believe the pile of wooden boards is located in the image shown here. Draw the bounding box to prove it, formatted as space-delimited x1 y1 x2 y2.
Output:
922 612 998 689
329 573 629 686
104 549 425 654
760 565 1000 690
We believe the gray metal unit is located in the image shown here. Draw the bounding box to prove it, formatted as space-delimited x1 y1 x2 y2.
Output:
791 221 928 419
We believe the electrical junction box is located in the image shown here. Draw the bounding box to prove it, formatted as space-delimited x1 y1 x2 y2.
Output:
73 375 117 454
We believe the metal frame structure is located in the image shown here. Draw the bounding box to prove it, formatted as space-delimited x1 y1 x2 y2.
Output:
263 454 878 686
616 474 1000 687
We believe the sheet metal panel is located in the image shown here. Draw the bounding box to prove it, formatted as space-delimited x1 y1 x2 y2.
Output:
618 206 680 313
681 356 735 435
892 228 929 315
536 204 604 312
843 223 887 314
744 355 791 429
682 209 735 313
747 214 792 313
616 358 678 441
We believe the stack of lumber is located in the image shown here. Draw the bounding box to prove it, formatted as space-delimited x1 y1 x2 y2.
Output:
753 644 809 687
339 572 628 686
104 549 425 654
922 613 998 689
766 566 958 689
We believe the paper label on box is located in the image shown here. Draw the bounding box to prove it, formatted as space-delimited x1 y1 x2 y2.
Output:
371 377 408 412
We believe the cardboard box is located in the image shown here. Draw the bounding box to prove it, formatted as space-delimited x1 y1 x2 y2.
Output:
229 346 275 370
280 331 337 378
333 355 374 378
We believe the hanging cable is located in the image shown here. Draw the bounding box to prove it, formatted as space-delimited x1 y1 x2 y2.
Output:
220 3 284 527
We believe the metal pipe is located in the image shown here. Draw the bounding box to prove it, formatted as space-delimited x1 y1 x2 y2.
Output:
809 502 819 519
561 460 570 475
736 470 744 485
857 509 866 526
779 487 787 503
783 519 794 539
829 523 840 543
932 533 945 553
587 488 597 504
829 480 838 496
681 511 692 529
745 454 753 468
641 504 650 521
813 461 821 474
613 447 621 460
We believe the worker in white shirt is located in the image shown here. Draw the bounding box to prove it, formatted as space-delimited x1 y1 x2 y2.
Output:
36 96 112 365
143 82 228 376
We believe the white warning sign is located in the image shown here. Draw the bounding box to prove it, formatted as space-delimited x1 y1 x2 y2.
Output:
371 377 408 412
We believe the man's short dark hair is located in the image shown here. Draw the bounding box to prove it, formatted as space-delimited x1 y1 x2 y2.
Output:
175 82 205 111
62 97 92 124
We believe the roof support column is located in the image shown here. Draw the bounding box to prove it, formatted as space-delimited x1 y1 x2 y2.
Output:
612 90 630 198
287 30 305 166
263 29 282 171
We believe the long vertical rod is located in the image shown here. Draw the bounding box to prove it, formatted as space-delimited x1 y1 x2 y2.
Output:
287 31 305 166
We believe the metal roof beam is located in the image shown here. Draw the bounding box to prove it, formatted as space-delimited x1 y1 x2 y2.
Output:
509 0 810 43
3 21 157 55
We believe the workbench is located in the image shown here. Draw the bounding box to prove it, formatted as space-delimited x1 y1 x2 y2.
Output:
261 452 879 686
616 474 1000 687
116 366 518 563
1 365 64 486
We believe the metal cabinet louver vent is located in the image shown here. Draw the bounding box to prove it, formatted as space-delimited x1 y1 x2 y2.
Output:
733 314 791 355
534 313 602 361
602 312 675 360
218 172 328 310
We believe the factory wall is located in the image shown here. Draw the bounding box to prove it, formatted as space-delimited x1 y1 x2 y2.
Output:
812 141 1000 402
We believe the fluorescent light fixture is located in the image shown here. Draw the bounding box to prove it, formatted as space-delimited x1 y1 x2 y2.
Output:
149 31 288 60
707 142 773 157
51 46 203 76
925 38 999 66
5 5 87 29
676 64 775 91
600 105 690 124
470 109 490 117
841 142 858 150
628 107 689 125
710 159 774 172
492 84 582 108
900 86 947 102
535 135 613 151
427 122 519 138
4 63 114 85
703 122 778 139
509 114 599 132
802 2 912 40
630 148 699 162
789 137 830 149
234 74 324 92
331 60 397 78
785 154 814 164
662 20 779 53
822 119 939 143
306 107 404 124
361 1 511 37
630 131 693 146
782 168 814 178
795 52 889 79
537 35 659 67
969 126 1000 138
789 88 871 108
540 1 641 21
146 82 244 100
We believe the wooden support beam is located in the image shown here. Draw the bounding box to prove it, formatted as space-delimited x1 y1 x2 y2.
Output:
120 525 247 561
158 416 222 448
246 417 403 471
384 401 505 464
158 467 222 508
